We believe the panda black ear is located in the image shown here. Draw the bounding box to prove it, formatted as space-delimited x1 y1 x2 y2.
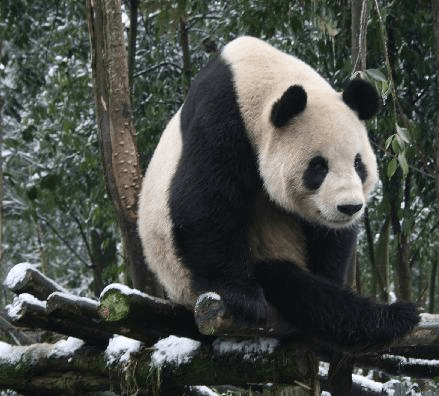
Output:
342 79 380 120
271 85 307 128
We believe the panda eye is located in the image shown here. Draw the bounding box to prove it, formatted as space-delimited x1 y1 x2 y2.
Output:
354 154 367 183
303 155 328 190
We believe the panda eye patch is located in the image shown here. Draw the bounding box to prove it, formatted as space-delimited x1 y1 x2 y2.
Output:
303 155 328 190
354 153 367 183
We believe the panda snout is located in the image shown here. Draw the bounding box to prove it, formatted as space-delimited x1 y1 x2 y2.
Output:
337 203 363 216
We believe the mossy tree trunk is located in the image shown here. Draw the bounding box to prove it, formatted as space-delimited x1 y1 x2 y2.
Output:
86 0 160 296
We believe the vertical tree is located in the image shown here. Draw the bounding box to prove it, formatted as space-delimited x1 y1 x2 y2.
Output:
86 0 160 295
432 0 439 313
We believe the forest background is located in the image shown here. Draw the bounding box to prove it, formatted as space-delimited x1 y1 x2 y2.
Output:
1 0 438 319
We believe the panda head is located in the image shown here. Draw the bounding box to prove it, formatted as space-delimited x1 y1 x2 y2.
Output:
260 79 380 229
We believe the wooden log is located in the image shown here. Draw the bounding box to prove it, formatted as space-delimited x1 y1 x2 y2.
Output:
99 283 205 341
4 263 67 300
5 294 110 348
396 313 439 347
0 313 36 345
357 353 439 378
46 292 99 318
0 336 319 395
0 339 114 395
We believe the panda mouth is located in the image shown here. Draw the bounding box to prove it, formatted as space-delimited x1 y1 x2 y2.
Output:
328 215 363 228
319 213 360 228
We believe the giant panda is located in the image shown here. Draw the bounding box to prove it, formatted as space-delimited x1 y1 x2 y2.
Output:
138 36 419 349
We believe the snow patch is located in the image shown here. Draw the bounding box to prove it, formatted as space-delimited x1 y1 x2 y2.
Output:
50 291 98 306
212 337 279 361
0 342 23 365
48 337 84 358
352 373 383 393
0 337 83 366
319 361 329 377
4 262 68 293
101 283 154 299
105 335 142 365
6 294 47 320
151 335 201 367
4 262 35 288
382 354 439 367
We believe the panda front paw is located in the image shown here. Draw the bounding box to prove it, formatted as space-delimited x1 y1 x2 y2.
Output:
385 301 420 339
356 301 420 349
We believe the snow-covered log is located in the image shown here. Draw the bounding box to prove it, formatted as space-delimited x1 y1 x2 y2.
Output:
0 335 319 396
0 337 114 395
4 293 111 348
99 283 204 341
4 262 66 300
3 263 439 395
358 353 439 378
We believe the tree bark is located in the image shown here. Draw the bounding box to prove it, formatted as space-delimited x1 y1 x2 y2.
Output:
351 0 368 72
375 215 390 302
180 17 192 91
432 0 439 313
0 38 3 278
396 173 412 301
86 0 160 295
128 0 139 93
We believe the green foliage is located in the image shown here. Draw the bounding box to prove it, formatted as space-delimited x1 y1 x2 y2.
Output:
1 0 119 298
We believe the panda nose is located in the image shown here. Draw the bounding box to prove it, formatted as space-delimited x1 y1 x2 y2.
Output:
337 203 363 216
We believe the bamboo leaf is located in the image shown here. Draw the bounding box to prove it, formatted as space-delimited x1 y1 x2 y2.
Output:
387 158 398 179
398 152 409 176
365 68 387 82
396 124 411 143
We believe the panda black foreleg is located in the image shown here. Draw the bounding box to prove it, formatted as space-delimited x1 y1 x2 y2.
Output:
254 261 419 349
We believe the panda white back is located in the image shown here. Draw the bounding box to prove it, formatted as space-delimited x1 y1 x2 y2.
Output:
138 110 197 307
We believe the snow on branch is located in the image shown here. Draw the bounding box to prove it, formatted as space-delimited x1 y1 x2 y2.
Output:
4 262 67 300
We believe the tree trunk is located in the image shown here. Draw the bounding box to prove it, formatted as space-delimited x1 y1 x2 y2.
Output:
86 0 160 295
351 0 368 72
180 17 192 91
396 173 412 301
430 260 438 313
0 37 3 280
127 0 139 93
432 0 439 313
348 0 369 296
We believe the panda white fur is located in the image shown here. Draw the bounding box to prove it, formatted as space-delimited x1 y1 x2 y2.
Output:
138 36 419 348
